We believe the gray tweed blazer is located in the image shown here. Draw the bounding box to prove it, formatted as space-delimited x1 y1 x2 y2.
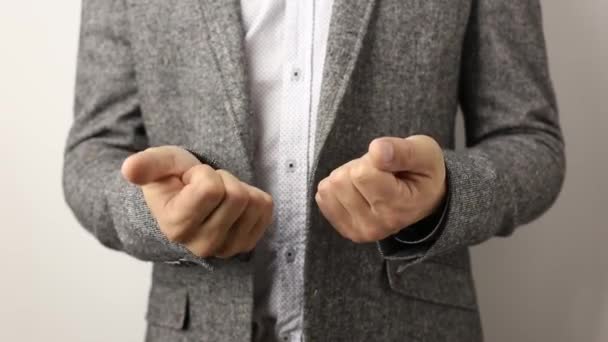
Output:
63 0 565 341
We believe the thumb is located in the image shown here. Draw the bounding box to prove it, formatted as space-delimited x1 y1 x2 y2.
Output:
121 146 201 185
367 135 437 173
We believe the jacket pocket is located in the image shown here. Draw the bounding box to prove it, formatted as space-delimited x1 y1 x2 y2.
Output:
146 282 189 329
385 258 477 311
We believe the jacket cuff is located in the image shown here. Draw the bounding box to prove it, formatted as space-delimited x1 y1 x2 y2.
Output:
393 183 449 245
376 165 450 260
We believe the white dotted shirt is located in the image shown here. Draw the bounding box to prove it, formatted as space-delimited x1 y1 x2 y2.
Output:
240 0 334 341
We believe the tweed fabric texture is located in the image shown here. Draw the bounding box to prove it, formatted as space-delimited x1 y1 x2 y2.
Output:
63 0 565 341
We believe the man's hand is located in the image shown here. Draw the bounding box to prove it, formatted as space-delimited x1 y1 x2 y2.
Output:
315 135 446 243
121 146 273 258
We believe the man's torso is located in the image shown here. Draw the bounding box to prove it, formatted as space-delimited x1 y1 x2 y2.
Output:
126 0 482 341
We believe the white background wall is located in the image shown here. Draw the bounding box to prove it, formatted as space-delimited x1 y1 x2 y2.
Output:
0 1 605 341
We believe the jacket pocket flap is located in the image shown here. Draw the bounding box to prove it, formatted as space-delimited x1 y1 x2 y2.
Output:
386 260 477 311
146 283 188 329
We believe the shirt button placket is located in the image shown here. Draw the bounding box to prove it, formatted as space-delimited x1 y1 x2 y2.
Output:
286 159 297 173
291 67 302 82
285 248 296 263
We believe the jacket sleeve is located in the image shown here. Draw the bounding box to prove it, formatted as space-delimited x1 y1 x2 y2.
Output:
380 0 566 264
62 0 213 267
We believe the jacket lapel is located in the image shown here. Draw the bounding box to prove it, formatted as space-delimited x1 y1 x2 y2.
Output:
313 0 377 171
197 0 255 171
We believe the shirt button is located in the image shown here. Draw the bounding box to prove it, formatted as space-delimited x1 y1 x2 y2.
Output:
291 67 302 82
286 159 297 173
285 248 296 263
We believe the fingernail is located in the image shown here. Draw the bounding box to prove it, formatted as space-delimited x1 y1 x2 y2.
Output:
378 141 394 164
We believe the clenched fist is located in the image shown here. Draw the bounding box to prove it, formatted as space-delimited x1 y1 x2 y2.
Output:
121 146 273 258
315 135 446 243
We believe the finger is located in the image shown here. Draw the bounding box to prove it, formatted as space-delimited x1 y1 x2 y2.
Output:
315 180 354 240
141 176 184 217
332 172 390 240
184 170 249 257
244 210 273 252
215 187 265 258
121 146 200 185
160 165 225 241
366 135 438 173
244 188 274 251
216 185 273 257
329 165 372 216
170 164 225 220
350 157 406 207
329 163 393 241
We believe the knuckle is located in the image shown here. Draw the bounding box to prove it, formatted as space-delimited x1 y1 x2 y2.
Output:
215 168 231 176
225 185 250 208
265 193 274 209
191 163 213 176
202 182 226 202
350 164 372 184
248 189 264 205
326 175 340 188
317 179 330 194
331 168 348 182
314 192 322 205
254 197 268 214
